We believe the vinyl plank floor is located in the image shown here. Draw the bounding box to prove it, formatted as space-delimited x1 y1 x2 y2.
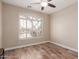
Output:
4 42 78 59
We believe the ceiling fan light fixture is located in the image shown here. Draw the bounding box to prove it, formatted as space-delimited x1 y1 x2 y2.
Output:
40 2 48 7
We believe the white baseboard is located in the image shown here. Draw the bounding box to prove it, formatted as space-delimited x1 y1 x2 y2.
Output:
5 41 50 51
50 41 78 52
5 41 78 53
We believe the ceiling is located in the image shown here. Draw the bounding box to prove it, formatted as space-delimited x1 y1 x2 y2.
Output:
2 0 77 14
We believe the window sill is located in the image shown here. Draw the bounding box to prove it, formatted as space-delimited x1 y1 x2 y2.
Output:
19 36 43 40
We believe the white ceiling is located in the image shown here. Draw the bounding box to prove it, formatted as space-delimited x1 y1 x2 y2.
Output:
2 0 77 14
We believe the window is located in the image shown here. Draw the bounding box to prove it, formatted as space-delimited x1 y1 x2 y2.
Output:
19 16 43 40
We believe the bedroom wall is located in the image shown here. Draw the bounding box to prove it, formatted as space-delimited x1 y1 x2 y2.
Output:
0 0 2 48
2 3 50 48
50 3 78 51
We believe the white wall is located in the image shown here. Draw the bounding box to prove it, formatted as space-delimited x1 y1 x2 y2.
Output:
50 3 78 51
0 0 2 48
2 2 78 51
2 3 50 48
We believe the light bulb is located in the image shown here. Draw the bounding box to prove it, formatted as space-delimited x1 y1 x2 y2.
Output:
40 2 48 7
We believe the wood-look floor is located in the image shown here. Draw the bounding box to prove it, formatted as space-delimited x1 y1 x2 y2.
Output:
4 42 78 59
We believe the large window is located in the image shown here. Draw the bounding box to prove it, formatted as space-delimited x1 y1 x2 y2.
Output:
19 16 43 40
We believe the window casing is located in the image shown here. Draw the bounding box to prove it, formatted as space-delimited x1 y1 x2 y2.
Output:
19 16 43 40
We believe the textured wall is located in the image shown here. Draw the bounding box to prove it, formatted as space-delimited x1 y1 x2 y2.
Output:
50 3 78 51
0 0 2 48
2 3 50 48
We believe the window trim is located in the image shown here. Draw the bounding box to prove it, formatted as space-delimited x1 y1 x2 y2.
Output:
18 15 44 40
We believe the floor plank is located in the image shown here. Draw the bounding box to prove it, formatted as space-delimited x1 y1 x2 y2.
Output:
4 42 78 59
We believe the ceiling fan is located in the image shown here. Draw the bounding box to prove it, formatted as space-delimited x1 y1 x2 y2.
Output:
27 0 56 10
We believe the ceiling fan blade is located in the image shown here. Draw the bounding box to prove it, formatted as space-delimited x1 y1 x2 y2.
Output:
27 5 32 8
48 3 56 8
41 7 44 10
30 2 40 4
30 2 41 4
47 0 52 2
